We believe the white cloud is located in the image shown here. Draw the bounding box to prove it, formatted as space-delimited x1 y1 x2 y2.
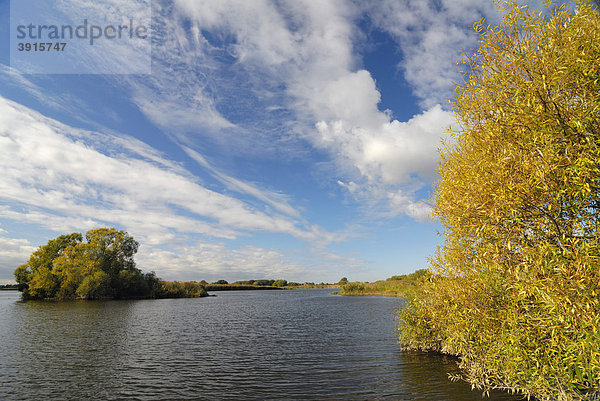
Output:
135 240 364 283
0 96 339 246
182 146 300 218
161 0 452 220
136 242 308 282
0 236 35 261
366 0 550 109
0 235 37 281
365 0 497 108
315 105 453 186
133 86 236 135
0 66 92 119
120 1 239 145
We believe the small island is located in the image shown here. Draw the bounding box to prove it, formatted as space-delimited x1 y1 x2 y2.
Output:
14 228 207 300
12 228 342 301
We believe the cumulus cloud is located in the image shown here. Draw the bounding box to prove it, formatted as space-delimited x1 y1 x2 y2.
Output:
315 105 453 185
158 0 454 220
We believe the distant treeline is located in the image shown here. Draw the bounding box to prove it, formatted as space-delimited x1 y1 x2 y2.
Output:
0 284 18 290
201 279 340 289
212 279 294 287
205 284 283 291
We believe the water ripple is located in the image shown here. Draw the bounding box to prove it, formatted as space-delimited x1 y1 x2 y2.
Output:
0 290 524 400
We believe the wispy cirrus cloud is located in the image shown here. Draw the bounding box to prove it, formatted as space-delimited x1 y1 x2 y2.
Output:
0 95 337 245
182 146 300 218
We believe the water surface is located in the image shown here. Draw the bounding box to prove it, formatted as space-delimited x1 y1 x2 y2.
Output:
0 289 524 400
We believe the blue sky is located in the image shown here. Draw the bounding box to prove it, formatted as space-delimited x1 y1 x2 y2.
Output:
0 0 545 284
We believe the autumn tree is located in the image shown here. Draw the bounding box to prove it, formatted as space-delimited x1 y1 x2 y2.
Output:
16 228 149 299
15 233 82 298
15 228 208 300
273 279 288 287
398 1 600 400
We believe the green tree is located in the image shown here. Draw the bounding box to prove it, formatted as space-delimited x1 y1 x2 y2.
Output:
338 277 349 285
252 279 273 286
14 228 157 300
27 266 60 299
14 228 208 300
273 279 287 287
15 232 82 298
85 228 139 285
76 270 110 300
53 242 104 299
14 264 33 292
399 1 600 399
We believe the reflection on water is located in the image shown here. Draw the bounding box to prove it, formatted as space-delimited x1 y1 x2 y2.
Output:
0 290 524 400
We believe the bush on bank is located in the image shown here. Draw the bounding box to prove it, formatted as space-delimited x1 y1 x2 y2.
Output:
398 2 600 400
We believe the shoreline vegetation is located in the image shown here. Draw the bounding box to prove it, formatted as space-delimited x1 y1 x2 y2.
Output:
395 2 600 400
335 270 429 298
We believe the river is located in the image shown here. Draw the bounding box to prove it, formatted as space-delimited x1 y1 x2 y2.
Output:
0 289 524 400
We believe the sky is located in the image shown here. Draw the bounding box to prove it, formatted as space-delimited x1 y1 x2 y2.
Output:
0 0 547 284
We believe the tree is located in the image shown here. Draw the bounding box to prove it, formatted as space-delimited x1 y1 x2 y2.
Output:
14 228 208 300
16 232 83 298
76 270 110 299
53 242 103 299
252 279 273 286
85 228 139 287
273 279 287 287
338 277 348 285
399 1 600 399
15 228 156 300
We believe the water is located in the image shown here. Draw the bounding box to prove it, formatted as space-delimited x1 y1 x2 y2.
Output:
0 289 524 400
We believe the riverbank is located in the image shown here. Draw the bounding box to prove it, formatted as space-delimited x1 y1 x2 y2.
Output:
336 270 429 298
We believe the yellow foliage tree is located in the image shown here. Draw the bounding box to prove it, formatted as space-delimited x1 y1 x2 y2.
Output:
399 1 600 400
